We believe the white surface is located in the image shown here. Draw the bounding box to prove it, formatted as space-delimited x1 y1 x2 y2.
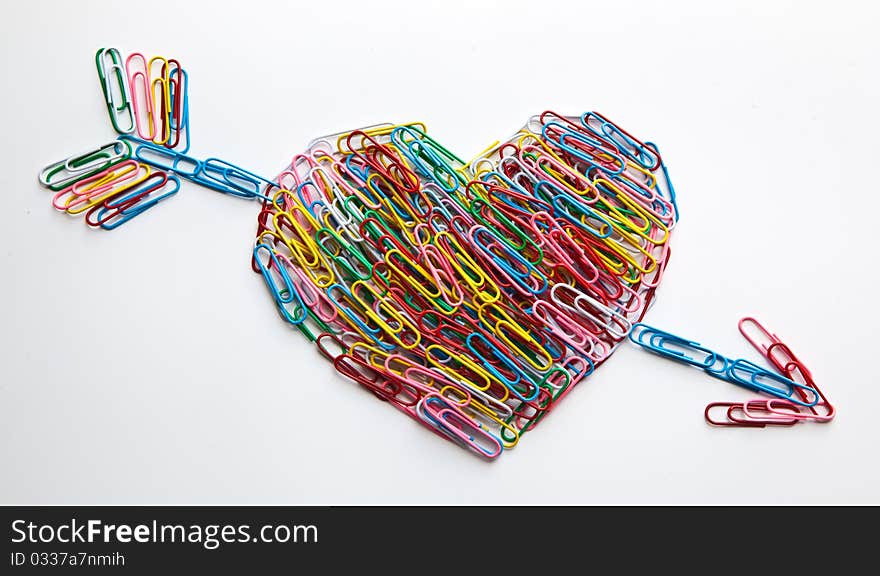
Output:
1 0 878 505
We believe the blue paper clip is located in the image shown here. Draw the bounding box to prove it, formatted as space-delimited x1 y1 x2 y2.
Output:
629 324 722 370
629 323 819 405
201 158 277 200
121 136 276 201
581 112 661 171
644 142 679 221
254 243 298 305
546 190 613 239
466 332 539 403
727 359 819 407
542 121 626 176
629 324 733 381
254 244 308 325
471 226 548 295
167 67 190 153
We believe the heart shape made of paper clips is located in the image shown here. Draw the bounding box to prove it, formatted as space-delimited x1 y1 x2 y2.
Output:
247 111 678 459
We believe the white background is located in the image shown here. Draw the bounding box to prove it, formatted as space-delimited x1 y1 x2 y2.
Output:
2 0 878 504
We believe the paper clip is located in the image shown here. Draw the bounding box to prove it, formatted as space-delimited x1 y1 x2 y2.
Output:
148 56 172 145
254 243 307 325
417 394 503 459
95 48 134 134
126 52 154 141
166 65 190 151
39 141 132 191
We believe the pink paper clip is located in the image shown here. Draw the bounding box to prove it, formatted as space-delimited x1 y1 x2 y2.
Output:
126 52 154 141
